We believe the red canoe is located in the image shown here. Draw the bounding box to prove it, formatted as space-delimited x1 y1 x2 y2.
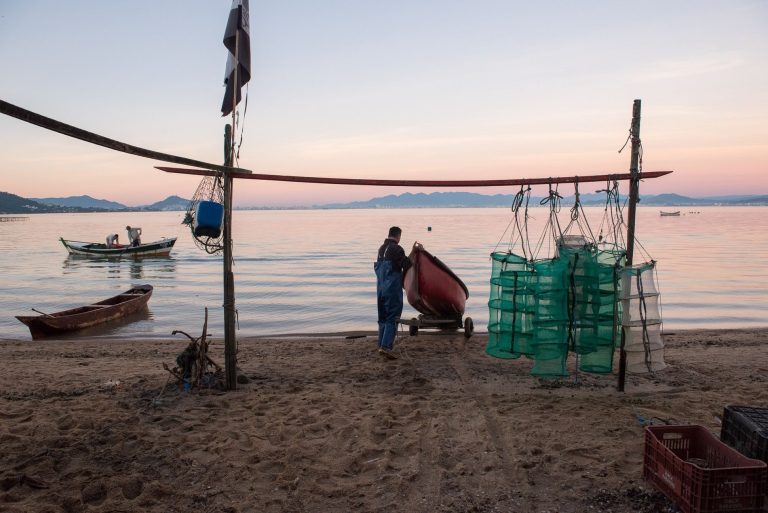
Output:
404 243 469 319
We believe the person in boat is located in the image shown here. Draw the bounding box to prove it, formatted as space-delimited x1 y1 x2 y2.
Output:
125 226 142 247
105 233 120 248
375 226 412 360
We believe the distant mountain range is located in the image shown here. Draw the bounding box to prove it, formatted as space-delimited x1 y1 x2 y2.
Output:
0 192 63 214
31 195 129 210
0 192 190 214
316 192 768 209
2 190 766 215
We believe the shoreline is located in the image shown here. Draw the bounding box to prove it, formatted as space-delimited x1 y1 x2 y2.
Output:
5 325 768 344
1 327 766 512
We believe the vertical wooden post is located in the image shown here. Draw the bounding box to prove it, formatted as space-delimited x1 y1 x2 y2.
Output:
617 99 642 392
223 25 240 391
223 150 236 390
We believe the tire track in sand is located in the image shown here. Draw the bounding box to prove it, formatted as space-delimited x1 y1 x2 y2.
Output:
450 352 536 511
397 342 443 512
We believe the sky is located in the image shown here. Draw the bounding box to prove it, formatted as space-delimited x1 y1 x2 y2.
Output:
0 0 766 207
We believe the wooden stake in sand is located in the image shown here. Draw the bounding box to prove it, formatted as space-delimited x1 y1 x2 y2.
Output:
617 100 643 392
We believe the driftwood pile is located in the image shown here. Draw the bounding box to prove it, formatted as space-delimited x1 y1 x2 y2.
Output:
162 308 223 391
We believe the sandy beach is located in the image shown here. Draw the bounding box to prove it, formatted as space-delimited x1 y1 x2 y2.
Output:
0 328 766 513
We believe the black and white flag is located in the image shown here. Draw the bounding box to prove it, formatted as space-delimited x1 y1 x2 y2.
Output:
221 0 251 117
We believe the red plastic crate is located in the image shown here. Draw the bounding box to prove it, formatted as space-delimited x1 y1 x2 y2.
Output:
643 425 767 513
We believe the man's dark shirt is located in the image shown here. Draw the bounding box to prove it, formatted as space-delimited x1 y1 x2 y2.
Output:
377 238 412 274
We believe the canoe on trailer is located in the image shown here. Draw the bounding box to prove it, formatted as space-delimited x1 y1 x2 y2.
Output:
15 285 153 340
60 237 177 257
404 243 469 319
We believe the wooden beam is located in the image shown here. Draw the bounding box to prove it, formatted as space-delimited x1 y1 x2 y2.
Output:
155 166 672 186
0 99 251 175
0 99 673 187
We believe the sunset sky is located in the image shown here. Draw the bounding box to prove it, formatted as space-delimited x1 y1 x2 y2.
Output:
1 1 766 207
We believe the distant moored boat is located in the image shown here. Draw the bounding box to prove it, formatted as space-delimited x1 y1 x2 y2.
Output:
659 211 681 217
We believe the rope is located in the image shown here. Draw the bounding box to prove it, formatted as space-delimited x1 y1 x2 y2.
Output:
235 85 249 165
533 185 563 259
562 181 596 244
617 117 643 170
633 238 654 264
567 252 579 351
510 271 519 354
513 186 532 260
611 181 625 248
618 128 632 154
491 185 532 259
654 262 665 335
596 179 626 249
492 199 519 255
183 173 225 254
635 270 653 373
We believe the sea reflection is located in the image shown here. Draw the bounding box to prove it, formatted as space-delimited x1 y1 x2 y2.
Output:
62 255 178 281
0 207 765 340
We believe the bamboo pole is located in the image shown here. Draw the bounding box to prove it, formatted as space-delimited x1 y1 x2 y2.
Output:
156 166 672 187
617 99 642 392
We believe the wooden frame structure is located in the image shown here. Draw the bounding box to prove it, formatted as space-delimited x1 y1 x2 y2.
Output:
0 97 665 391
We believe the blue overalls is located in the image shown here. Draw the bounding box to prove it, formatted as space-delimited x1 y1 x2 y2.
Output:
375 246 404 351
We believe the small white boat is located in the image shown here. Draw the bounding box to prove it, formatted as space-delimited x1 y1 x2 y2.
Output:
60 237 177 257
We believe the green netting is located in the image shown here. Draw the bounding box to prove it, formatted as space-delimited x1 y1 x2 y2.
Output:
578 343 616 373
486 180 633 378
565 246 625 373
528 257 569 377
486 246 626 376
487 253 570 376
487 252 534 359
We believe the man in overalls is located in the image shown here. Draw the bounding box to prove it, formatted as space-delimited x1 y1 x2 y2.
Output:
375 226 412 359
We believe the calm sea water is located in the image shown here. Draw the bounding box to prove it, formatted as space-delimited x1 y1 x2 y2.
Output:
1 207 766 340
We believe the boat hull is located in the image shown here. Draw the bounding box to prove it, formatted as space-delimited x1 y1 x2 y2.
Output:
15 285 153 339
60 237 177 257
404 245 469 319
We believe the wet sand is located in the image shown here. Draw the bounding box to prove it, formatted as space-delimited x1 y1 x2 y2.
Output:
0 328 766 513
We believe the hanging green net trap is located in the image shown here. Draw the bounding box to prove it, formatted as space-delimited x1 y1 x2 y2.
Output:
486 181 664 377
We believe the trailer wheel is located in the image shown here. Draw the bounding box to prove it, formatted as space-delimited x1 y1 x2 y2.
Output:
409 319 419 336
464 317 474 338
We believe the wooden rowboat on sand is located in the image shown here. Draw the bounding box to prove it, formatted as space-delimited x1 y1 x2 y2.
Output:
15 285 153 340
60 237 177 257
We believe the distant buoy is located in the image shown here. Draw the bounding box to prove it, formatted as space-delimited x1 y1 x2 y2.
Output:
427 226 432 231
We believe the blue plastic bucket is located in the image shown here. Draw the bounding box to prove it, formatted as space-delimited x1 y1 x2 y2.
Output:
193 201 224 238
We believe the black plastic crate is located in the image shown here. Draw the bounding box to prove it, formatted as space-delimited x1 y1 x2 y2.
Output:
721 405 768 464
